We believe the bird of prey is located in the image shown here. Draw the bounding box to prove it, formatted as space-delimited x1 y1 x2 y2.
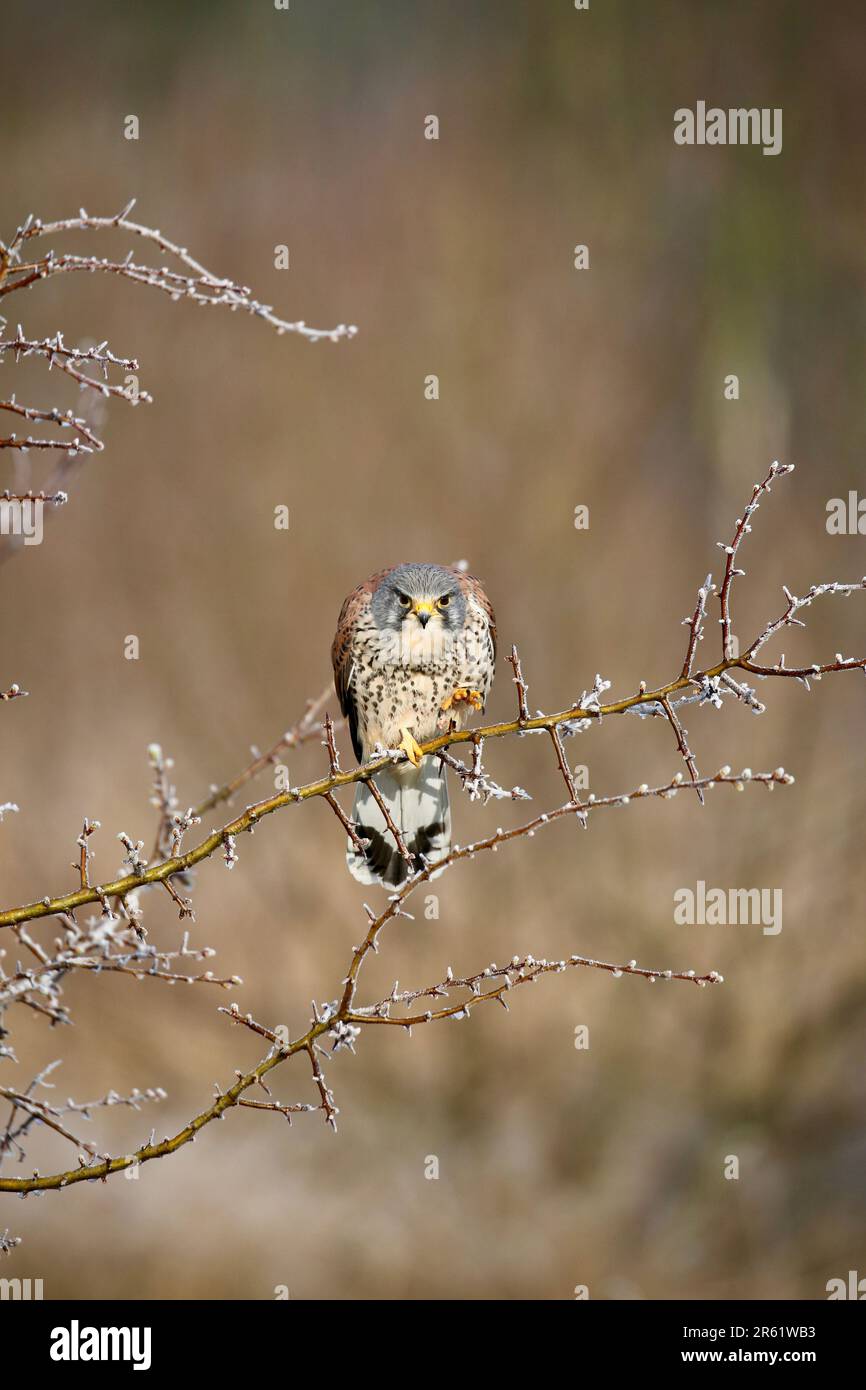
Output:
332 563 497 886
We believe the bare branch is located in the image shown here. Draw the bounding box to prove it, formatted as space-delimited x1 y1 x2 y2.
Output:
507 644 530 721
658 696 704 805
193 686 338 817
682 573 714 679
718 460 794 659
1 200 357 343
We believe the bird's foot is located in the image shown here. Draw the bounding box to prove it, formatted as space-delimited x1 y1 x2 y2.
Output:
441 686 484 713
398 726 424 767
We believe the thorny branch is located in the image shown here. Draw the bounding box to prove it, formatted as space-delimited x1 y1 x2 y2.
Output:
0 198 355 477
1 461 865 1203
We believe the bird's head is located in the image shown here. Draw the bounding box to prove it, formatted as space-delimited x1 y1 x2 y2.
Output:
371 563 466 637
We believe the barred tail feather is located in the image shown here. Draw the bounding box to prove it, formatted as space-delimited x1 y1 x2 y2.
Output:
347 759 450 887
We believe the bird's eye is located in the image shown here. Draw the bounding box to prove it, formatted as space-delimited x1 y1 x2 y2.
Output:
437 595 451 608
398 593 411 607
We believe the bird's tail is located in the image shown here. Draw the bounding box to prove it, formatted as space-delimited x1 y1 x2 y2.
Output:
347 758 450 887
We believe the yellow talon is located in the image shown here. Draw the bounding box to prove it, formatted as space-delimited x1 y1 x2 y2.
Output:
441 687 484 713
398 727 424 767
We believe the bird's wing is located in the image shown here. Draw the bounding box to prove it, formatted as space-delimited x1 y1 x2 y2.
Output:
332 566 398 763
453 568 498 663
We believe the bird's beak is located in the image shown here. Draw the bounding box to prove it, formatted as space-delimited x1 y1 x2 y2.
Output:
412 599 435 628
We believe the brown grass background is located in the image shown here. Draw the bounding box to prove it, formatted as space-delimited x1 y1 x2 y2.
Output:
1 0 864 1299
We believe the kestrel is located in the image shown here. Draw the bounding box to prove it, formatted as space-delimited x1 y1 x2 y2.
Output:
332 563 497 886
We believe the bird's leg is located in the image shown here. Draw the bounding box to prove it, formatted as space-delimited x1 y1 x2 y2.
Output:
398 726 424 768
441 687 484 713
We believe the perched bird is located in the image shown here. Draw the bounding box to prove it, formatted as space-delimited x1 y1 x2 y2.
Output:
332 562 497 886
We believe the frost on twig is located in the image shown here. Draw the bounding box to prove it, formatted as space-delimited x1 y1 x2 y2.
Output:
0 199 356 524
0 201 357 341
0 1060 166 1166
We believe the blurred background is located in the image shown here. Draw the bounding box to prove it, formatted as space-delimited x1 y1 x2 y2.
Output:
1 0 864 1299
